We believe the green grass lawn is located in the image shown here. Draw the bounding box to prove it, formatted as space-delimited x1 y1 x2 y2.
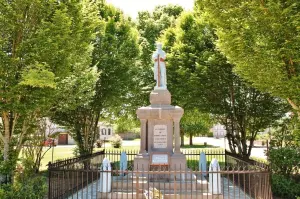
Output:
35 146 138 171
34 139 221 171
181 144 218 148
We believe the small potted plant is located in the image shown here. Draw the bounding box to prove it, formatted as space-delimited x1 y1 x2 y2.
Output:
110 135 123 148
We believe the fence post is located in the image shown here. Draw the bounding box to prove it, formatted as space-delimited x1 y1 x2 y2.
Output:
100 158 112 193
199 152 207 177
120 152 127 176
48 161 52 199
209 158 221 194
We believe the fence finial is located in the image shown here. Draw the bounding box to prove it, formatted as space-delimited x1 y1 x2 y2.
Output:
100 158 112 193
209 158 222 194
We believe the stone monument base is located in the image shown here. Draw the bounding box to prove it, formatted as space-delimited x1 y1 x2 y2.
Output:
134 152 188 180
97 174 224 199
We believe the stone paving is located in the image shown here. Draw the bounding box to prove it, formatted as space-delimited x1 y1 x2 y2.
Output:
68 177 252 199
222 177 251 199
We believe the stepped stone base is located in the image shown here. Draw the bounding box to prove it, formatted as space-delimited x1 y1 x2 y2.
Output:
97 192 223 199
150 89 171 105
98 175 223 199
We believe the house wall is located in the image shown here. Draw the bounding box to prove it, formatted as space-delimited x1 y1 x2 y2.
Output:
212 124 226 138
68 135 75 145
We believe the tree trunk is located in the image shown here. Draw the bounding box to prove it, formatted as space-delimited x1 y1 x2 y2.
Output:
287 98 300 119
189 134 193 146
248 138 255 158
180 128 184 147
2 112 11 161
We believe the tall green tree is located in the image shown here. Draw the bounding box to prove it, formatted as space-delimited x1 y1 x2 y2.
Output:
53 3 140 155
197 0 300 117
162 12 287 157
136 5 184 105
180 109 212 146
0 0 99 174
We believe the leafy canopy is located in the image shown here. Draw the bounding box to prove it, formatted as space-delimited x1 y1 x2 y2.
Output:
197 0 300 113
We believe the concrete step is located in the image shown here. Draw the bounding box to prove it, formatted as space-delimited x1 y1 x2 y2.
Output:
112 178 209 191
97 191 223 199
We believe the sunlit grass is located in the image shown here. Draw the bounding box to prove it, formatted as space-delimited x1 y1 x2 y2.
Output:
31 137 221 171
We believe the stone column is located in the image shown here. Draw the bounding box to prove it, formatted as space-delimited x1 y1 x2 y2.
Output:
174 118 181 154
140 119 147 154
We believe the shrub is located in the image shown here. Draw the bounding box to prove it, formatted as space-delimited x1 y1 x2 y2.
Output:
110 135 123 148
95 140 103 148
0 176 47 199
269 147 300 177
271 174 300 199
250 157 269 165
207 132 214 137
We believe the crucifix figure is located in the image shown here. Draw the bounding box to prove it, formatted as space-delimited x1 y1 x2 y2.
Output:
152 43 167 89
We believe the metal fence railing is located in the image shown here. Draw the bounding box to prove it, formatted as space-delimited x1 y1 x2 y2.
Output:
48 149 272 199
225 150 269 169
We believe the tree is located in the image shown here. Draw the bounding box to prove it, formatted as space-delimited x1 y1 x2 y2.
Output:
197 0 300 117
162 12 287 157
270 113 300 148
0 0 99 176
136 5 184 106
180 109 212 146
53 3 140 156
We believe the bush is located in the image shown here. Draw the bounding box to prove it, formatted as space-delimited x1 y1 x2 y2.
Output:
207 132 214 137
110 135 122 148
0 176 47 199
94 140 103 148
269 147 300 177
271 174 300 199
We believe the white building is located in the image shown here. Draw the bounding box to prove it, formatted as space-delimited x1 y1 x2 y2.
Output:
211 124 226 138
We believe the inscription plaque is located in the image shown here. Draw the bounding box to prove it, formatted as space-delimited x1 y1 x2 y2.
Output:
153 125 167 148
151 154 169 164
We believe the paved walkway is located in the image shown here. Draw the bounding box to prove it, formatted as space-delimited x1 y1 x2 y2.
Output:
222 177 251 199
68 177 252 199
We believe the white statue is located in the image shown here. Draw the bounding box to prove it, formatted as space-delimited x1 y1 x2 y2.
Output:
152 43 167 89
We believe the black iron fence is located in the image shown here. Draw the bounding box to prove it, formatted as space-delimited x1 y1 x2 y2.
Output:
225 150 269 169
103 148 225 171
48 149 272 199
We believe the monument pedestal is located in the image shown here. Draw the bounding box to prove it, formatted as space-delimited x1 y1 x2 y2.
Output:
134 89 186 175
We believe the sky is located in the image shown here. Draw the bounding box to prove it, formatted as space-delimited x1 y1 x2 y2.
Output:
106 0 195 19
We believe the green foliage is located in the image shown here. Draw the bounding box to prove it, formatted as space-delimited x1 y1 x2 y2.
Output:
270 114 300 148
255 133 269 141
0 150 18 176
112 115 139 134
136 5 184 106
110 135 123 148
197 0 300 115
20 63 56 89
0 157 47 199
250 157 269 165
181 109 212 137
53 2 140 156
0 176 47 199
95 140 103 148
207 132 214 137
271 174 300 199
268 115 300 198
162 11 287 157
269 147 300 177
0 0 100 178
